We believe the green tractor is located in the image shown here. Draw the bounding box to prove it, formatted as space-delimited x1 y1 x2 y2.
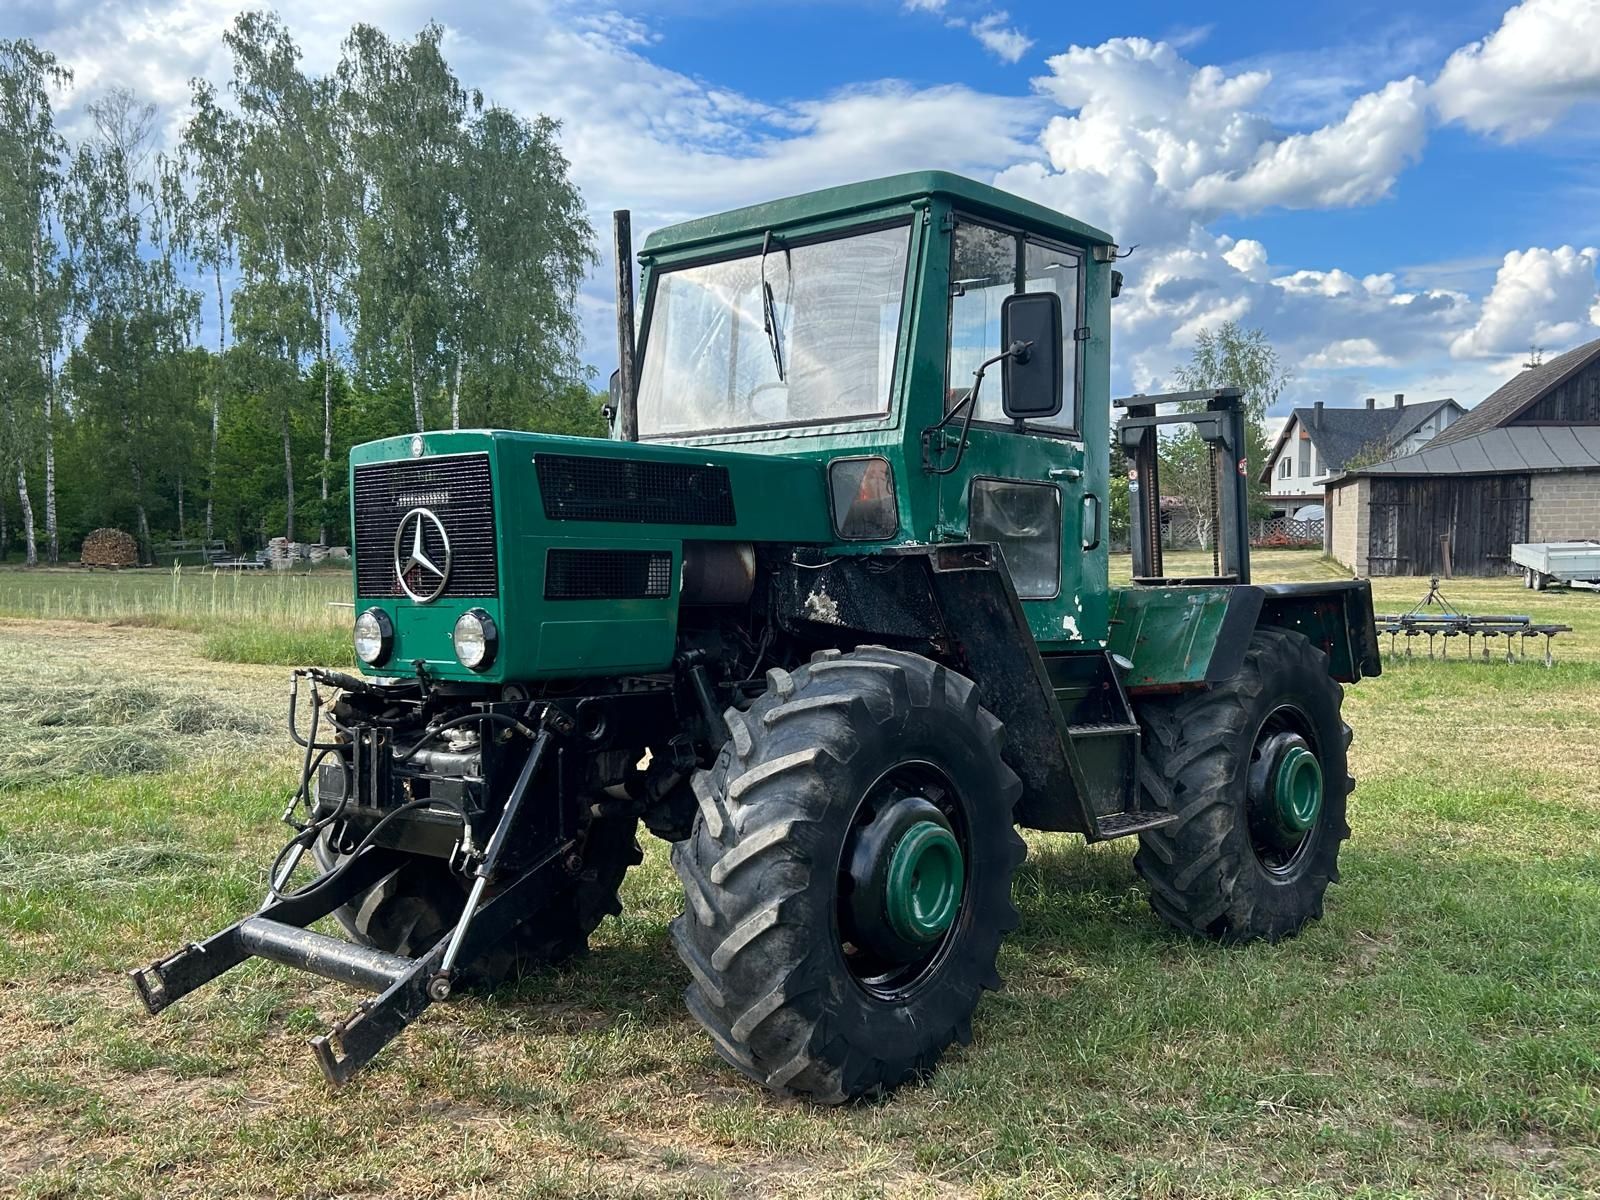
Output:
132 173 1379 1103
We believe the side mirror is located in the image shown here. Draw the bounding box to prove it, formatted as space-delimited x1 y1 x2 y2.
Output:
1000 291 1063 421
605 370 622 432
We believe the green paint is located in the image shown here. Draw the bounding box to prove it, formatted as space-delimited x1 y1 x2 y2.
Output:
348 434 832 681
640 171 1113 261
1272 745 1322 834
349 172 1125 684
884 820 964 944
1106 586 1238 688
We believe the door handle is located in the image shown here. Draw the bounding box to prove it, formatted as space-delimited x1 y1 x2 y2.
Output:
1082 492 1102 551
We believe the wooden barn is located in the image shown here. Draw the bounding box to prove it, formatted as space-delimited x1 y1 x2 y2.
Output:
1326 336 1600 576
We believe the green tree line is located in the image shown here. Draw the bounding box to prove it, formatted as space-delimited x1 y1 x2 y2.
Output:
0 14 599 565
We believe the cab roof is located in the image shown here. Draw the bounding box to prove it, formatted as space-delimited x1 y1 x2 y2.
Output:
640 171 1116 257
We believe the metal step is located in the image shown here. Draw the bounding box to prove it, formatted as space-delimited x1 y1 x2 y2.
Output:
1066 721 1140 739
1093 810 1177 838
238 917 413 993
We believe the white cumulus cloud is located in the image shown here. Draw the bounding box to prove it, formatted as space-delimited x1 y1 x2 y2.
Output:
17 0 1599 410
1450 245 1600 358
1303 338 1395 369
996 37 1427 247
1433 0 1600 138
1186 77 1427 213
970 13 1034 64
1222 237 1269 279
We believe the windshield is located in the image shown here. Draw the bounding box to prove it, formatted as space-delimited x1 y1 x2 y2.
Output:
636 223 911 437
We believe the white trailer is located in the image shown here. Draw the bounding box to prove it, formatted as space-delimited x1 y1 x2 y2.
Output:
1511 541 1600 591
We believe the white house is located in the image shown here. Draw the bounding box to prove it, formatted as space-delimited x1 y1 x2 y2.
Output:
1261 394 1464 519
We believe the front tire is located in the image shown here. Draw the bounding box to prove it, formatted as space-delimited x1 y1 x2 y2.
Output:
314 814 641 986
671 647 1026 1103
1133 627 1352 943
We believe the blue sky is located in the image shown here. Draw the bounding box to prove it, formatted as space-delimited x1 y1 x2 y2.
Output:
15 0 1600 415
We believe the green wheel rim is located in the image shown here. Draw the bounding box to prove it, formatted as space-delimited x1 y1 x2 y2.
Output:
884 820 964 944
1272 745 1323 834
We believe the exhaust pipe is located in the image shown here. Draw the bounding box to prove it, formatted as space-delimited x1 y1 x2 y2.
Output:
613 209 639 442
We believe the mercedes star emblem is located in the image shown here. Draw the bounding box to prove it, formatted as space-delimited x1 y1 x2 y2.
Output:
393 508 452 602
410 434 424 458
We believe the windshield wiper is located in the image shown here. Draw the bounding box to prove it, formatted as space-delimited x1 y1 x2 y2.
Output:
759 230 787 383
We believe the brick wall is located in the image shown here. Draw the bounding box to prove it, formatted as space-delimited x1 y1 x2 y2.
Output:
1529 471 1600 542
1326 477 1370 575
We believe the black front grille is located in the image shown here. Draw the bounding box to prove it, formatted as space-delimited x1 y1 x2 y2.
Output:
535 454 736 525
353 454 498 598
545 549 673 601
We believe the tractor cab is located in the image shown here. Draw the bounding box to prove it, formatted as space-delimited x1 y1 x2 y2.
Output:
625 172 1119 651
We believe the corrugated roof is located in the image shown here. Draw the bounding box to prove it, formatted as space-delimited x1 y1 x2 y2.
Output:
1336 425 1600 477
1426 336 1600 448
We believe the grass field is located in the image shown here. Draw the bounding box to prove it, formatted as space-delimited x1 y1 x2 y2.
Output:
2 550 1598 1198
0 565 352 667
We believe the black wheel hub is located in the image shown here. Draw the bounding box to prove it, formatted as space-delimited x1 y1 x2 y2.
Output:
1246 710 1324 873
838 764 968 1001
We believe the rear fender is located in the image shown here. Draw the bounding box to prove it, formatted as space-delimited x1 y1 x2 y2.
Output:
1108 580 1380 691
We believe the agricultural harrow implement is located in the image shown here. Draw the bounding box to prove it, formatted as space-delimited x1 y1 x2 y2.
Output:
1376 577 1571 666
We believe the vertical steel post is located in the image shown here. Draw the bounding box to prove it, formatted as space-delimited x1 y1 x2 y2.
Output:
1210 388 1251 584
613 210 639 442
1123 400 1161 580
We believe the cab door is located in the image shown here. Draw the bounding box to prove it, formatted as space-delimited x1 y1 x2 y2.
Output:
936 216 1101 650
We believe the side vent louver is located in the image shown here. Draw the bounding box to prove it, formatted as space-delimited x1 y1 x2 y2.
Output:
535 454 735 526
545 549 674 601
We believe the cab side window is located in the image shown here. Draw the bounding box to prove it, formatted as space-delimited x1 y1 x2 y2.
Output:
946 219 1083 434
948 223 1015 423
1023 241 1081 433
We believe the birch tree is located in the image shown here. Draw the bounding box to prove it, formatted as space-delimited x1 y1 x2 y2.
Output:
341 22 468 433
1174 320 1288 517
0 39 72 564
62 89 198 561
177 79 238 542
217 12 354 544
455 106 593 430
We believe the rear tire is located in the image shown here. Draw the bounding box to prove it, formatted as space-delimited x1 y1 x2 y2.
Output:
1133 627 1352 944
313 814 641 986
670 647 1025 1103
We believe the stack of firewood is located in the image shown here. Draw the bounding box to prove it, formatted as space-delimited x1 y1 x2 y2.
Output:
80 528 140 568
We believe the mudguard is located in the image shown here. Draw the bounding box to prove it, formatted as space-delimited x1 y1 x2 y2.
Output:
1108 580 1381 691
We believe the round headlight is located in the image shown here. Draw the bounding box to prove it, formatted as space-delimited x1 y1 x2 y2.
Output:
453 609 498 671
354 608 393 665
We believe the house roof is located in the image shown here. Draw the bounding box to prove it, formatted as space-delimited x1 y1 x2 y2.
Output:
1426 336 1600 449
1259 398 1459 482
1332 424 1600 479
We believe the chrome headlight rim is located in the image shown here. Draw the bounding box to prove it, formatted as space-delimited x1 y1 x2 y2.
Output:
354 607 394 666
453 608 499 671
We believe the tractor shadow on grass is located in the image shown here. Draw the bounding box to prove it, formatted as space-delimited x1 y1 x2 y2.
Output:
479 934 690 1029
1006 836 1167 953
427 838 1199 1093
479 840 1167 1031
